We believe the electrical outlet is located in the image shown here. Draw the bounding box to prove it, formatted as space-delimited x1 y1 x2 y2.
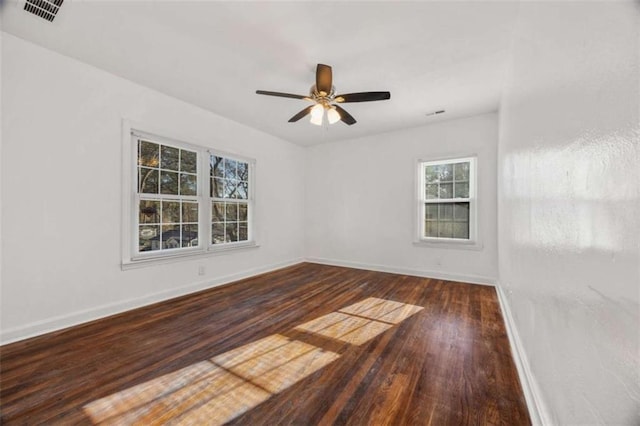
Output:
198 265 205 276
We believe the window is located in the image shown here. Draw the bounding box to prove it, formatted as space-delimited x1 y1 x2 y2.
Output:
418 157 476 243
127 129 255 264
210 154 251 244
137 140 200 254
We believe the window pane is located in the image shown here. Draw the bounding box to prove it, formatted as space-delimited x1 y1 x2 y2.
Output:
454 162 470 181
160 171 179 195
453 222 469 239
212 177 224 198
181 225 198 247
439 183 453 199
224 158 237 179
162 200 180 223
424 221 438 238
161 225 181 249
438 222 453 238
139 141 159 167
454 182 469 198
139 200 160 224
425 165 439 184
239 222 248 241
425 204 438 220
212 202 225 222
237 162 249 181
425 184 438 199
237 181 248 199
438 164 453 182
180 150 197 174
225 203 238 222
182 201 198 223
209 156 248 201
454 202 469 221
180 173 197 196
439 204 453 220
224 180 238 199
139 225 159 251
238 203 248 221
211 156 224 177
161 146 180 171
226 222 239 242
212 223 225 244
139 168 159 194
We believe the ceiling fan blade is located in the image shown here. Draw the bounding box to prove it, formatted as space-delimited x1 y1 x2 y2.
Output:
316 64 333 95
288 105 314 122
256 90 310 100
334 92 391 103
333 105 357 125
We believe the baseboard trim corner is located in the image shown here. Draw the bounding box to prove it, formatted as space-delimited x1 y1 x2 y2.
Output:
495 284 551 426
304 257 496 286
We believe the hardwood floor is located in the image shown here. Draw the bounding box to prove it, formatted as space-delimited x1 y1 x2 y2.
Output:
0 263 531 425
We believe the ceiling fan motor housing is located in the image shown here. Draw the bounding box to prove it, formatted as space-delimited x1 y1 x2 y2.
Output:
310 85 336 104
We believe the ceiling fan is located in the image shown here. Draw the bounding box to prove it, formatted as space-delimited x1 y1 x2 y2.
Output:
256 64 391 126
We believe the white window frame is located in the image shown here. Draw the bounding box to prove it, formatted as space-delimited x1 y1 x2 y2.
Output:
414 155 480 249
121 121 258 269
208 149 256 251
131 132 204 260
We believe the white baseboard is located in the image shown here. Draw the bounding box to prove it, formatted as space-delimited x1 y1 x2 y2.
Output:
1 257 495 345
0 258 304 345
495 284 551 426
305 257 496 286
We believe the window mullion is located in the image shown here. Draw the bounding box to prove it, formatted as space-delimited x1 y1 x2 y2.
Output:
201 147 210 249
423 198 470 203
138 193 199 201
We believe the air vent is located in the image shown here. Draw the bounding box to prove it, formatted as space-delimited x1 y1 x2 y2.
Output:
23 0 64 22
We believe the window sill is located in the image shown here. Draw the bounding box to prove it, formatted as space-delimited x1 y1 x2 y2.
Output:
122 242 260 270
208 241 260 253
413 239 483 251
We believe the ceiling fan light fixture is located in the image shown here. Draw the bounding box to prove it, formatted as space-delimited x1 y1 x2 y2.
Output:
327 107 340 124
310 114 323 126
310 104 324 125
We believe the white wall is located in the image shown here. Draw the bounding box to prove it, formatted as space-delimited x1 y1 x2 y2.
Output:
498 2 640 424
305 113 498 284
0 28 3 328
1 34 305 343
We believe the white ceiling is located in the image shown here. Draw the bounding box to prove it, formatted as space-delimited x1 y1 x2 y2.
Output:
1 1 520 146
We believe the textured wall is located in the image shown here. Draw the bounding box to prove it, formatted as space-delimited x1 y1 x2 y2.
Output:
498 2 640 424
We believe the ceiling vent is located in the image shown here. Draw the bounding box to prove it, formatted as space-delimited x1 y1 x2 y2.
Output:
23 0 64 22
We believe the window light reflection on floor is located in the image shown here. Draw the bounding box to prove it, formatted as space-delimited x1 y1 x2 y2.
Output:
294 297 424 345
83 297 423 425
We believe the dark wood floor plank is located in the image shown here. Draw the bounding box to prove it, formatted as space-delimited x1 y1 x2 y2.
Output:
0 263 530 425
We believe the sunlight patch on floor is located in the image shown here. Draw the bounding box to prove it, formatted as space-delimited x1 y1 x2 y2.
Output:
212 334 340 394
83 297 423 425
339 297 424 324
295 297 424 344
